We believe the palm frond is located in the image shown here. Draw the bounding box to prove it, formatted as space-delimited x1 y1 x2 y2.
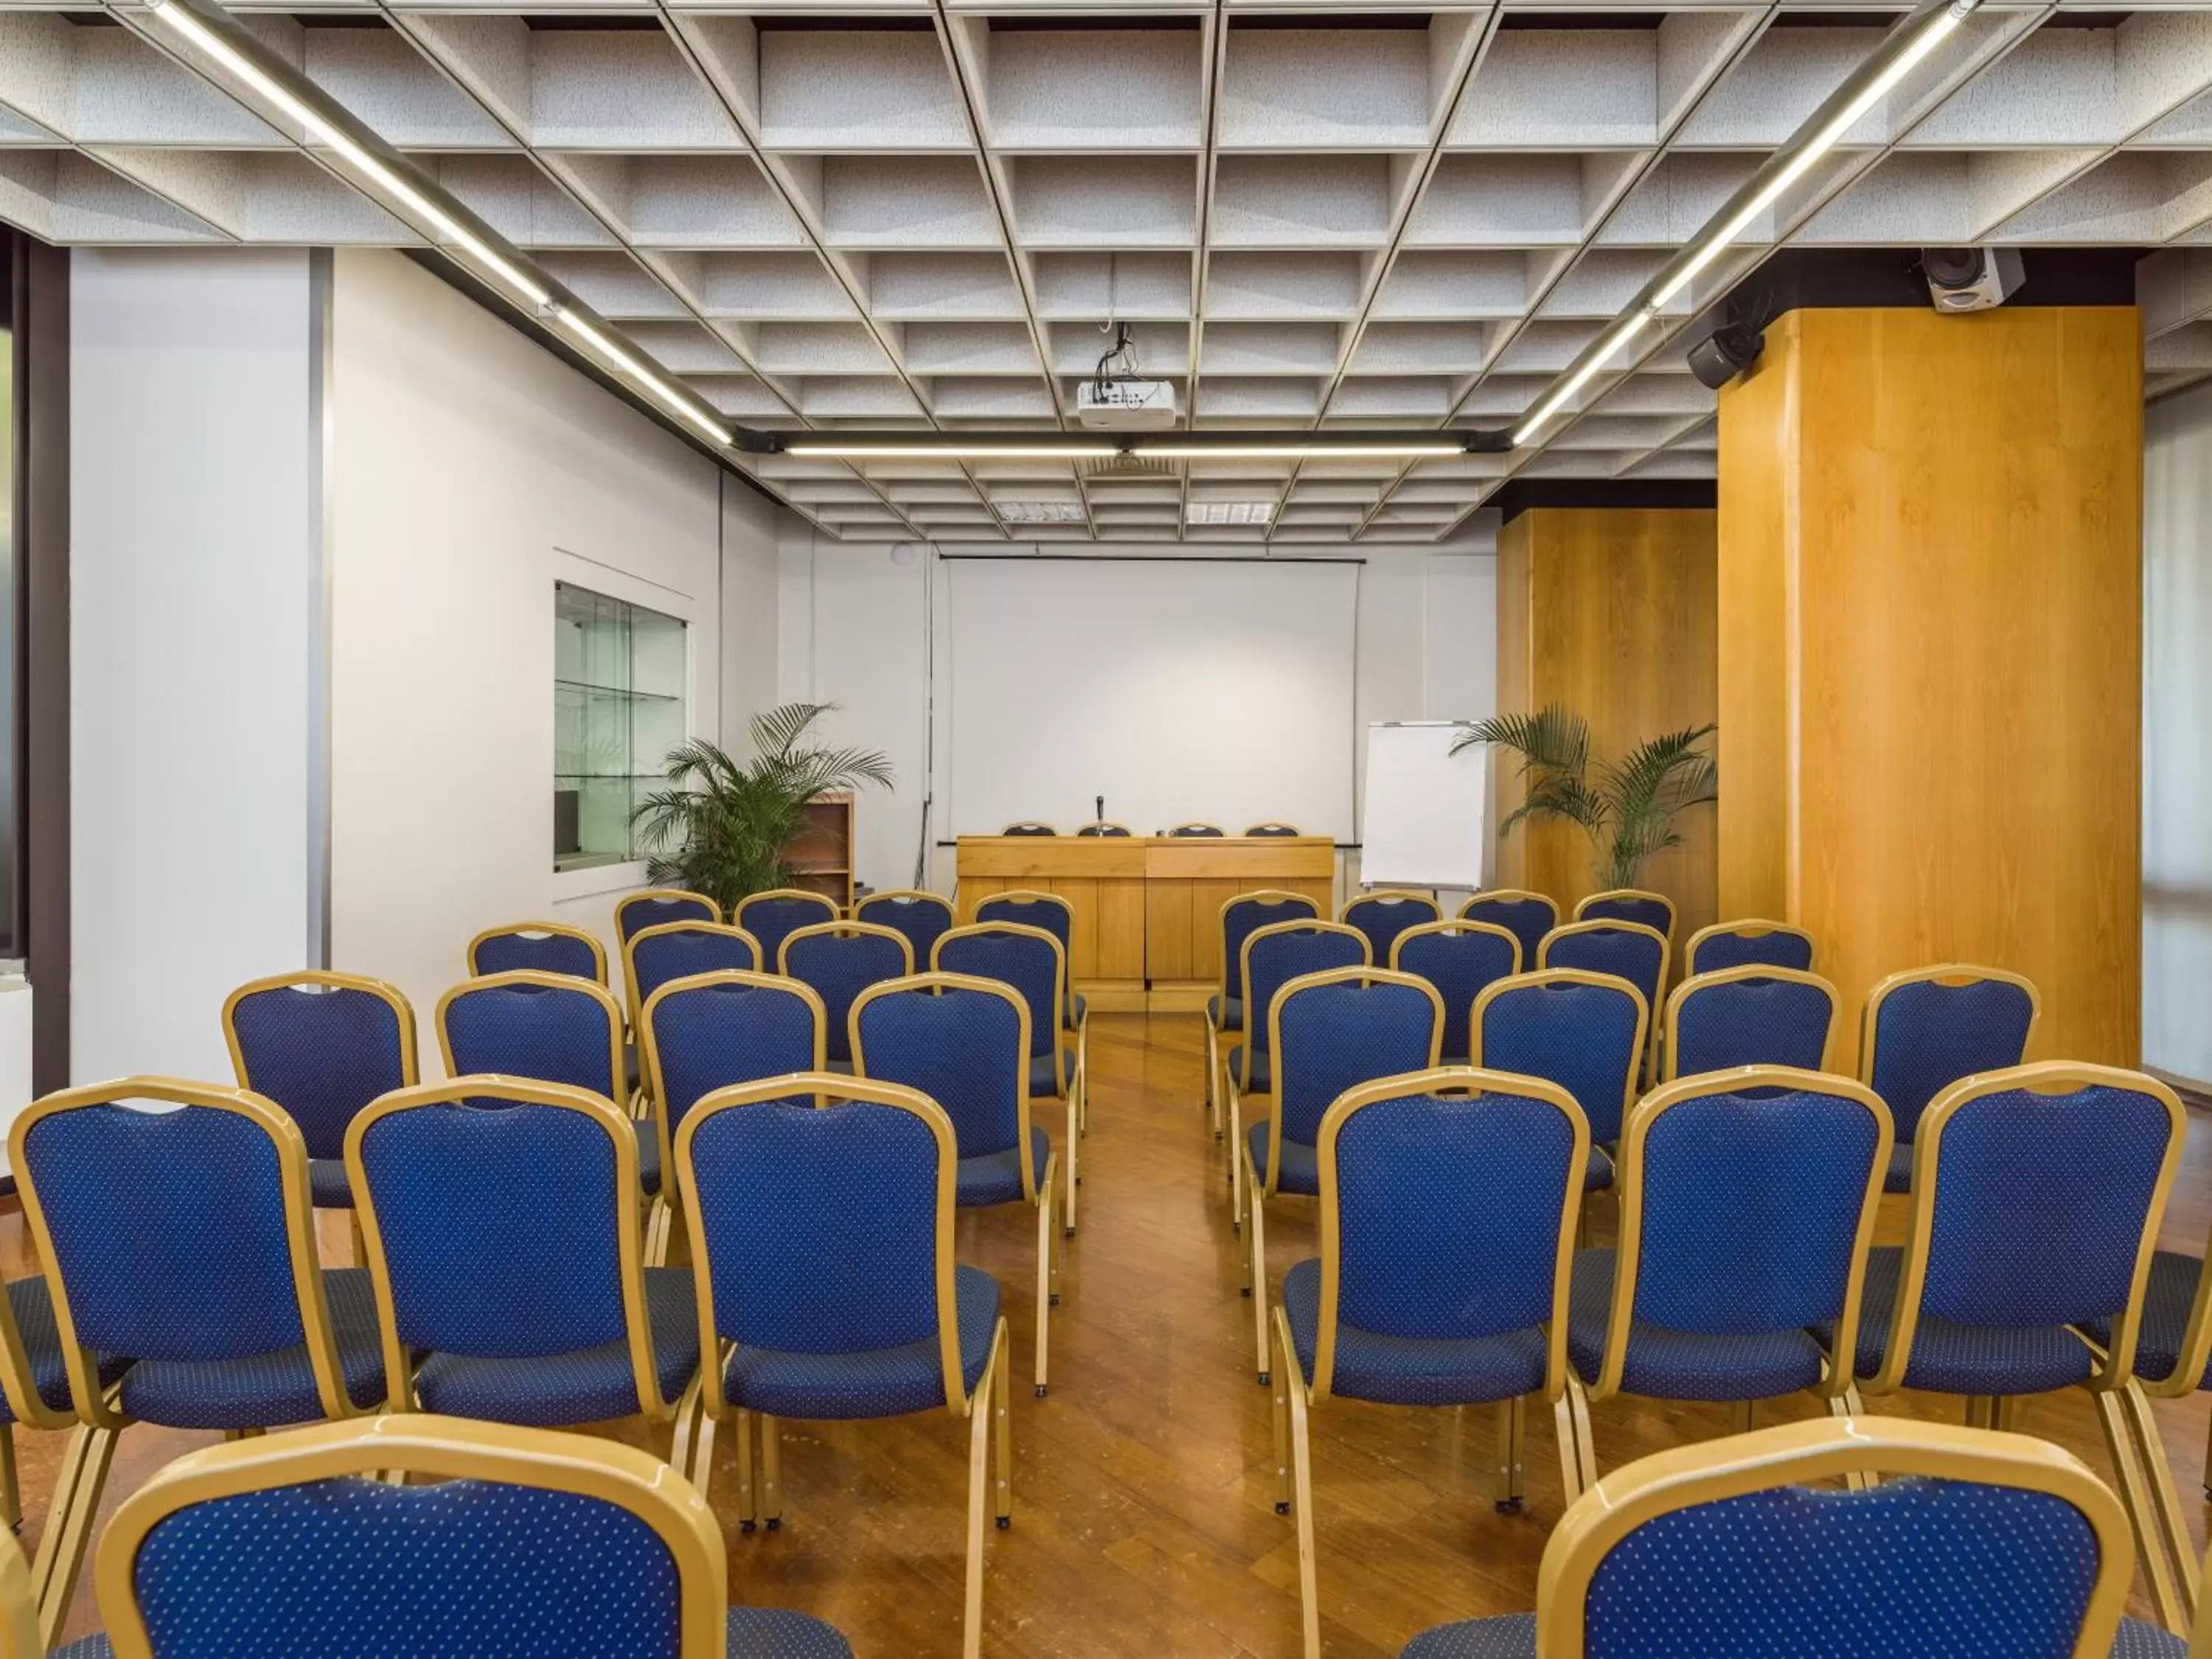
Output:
1597 723 1717 818
1451 706 1593 778
750 701 839 761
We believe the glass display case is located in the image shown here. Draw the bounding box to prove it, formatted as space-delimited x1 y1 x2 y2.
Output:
554 582 686 873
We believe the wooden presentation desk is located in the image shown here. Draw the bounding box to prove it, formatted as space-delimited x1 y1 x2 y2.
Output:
955 835 1335 1013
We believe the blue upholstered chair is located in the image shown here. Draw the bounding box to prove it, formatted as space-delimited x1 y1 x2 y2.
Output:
1001 821 1057 837
1663 965 1840 1081
1226 921 1369 1224
346 1078 703 1461
1168 822 1226 838
779 923 914 1072
1206 890 1322 1135
1686 917 1816 977
1399 1416 2149 1659
1852 1062 2195 1630
732 889 841 980
1389 921 1521 1065
1458 890 1559 973
1540 919 1670 1076
622 921 762 1036
854 889 956 967
11 1079 388 1629
1470 970 1648 1195
1075 822 1133 838
1859 964 2040 1194
1271 1066 1587 1659
223 970 418 1214
1573 888 1677 950
1339 891 1443 968
854 975 1061 1394
615 888 720 946
972 891 1089 1134
1561 1067 1891 1500
1243 968 1444 1383
81 1415 853 1659
466 921 606 984
674 1074 1011 1659
1245 823 1302 838
2083 1212 2212 1503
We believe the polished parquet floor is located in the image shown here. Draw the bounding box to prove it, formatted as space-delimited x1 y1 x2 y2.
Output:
13 1012 2212 1655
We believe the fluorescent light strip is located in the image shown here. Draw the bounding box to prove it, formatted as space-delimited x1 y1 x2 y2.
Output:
785 444 1122 461
549 310 731 446
1133 442 1467 461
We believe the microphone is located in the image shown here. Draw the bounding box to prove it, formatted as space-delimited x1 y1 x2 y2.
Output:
1095 794 1105 823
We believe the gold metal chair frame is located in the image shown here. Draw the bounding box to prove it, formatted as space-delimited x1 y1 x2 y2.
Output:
1204 890 1322 1138
91 1415 731 1659
1537 918 1672 1075
1338 890 1443 931
673 1074 1012 1659
1001 822 1057 836
964 893 1088 1141
615 888 725 942
1242 967 1444 1383
1168 823 1227 837
1571 887 1677 947
777 919 915 981
853 888 956 939
1458 888 1559 929
1272 1065 1587 1659
1226 919 1371 1228
731 888 842 956
464 920 608 984
0 1528 36 1659
1660 963 1842 1082
1683 917 1817 978
1074 822 1134 837
1468 967 1652 1165
620 920 762 1034
852 972 1062 1397
1244 824 1303 837
1386 920 1525 1052
1857 961 2044 1094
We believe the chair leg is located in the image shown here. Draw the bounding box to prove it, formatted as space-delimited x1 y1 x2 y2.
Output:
2202 1399 2212 1503
1228 1091 1245 1223
669 1372 706 1478
1077 1019 1089 1136
1829 1388 1875 1491
759 1414 782 1531
1494 1396 1526 1512
0 1425 17 1532
32 1423 116 1647
961 1324 1006 1659
644 1197 673 1269
1203 1018 1218 1124
1245 1166 1271 1385
349 1209 368 1269
1728 1399 1754 1434
1989 1396 2020 1433
1271 1332 1292 1515
1281 1314 1322 1659
1555 1374 1597 1506
735 1406 757 1533
993 1323 1013 1529
1034 1154 1057 1399
2121 1380 2201 1630
2096 1386 2189 1632
1063 1096 1079 1239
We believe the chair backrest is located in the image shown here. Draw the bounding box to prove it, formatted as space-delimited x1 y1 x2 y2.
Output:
223 971 419 1161
1664 966 1840 1081
1574 888 1677 947
1534 1417 2133 1659
731 890 841 977
11 1079 351 1424
1168 823 1225 838
624 923 762 1030
95 1415 730 1659
640 973 827 1161
1245 823 1302 838
1458 889 1559 970
973 890 1073 956
852 890 956 966
1389 922 1520 1060
467 922 606 984
1236 922 1371 1087
1540 920 1669 1041
778 924 914 1064
1590 1067 1890 1400
1265 970 1443 1179
852 975 1033 1184
1471 970 1647 1145
437 973 624 1102
1338 891 1443 966
1860 965 2040 1150
1074 822 1133 838
614 888 720 946
1217 891 1323 1006
1312 1068 1586 1403
1001 822 1057 837
676 1076 975 1417
1871 1062 2184 1396
1686 919 1815 977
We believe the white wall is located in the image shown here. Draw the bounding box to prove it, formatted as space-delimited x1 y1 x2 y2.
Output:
2144 380 2212 1090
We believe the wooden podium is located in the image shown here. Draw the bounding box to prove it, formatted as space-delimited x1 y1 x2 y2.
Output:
955 835 1335 1013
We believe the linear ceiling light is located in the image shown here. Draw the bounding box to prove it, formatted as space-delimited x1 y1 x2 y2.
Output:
1512 0 1980 446
1187 501 1276 526
782 442 1123 462
1133 442 1467 462
771 437 1484 462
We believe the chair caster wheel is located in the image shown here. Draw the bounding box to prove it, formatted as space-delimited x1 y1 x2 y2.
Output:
1275 1501 1290 1515
1495 1498 1523 1514
1256 1371 1270 1386
1034 1385 1048 1398
997 1516 1012 1531
765 1518 782 1532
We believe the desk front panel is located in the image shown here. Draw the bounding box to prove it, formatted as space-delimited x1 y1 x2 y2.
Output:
1143 839 1336 1004
955 838 1147 1002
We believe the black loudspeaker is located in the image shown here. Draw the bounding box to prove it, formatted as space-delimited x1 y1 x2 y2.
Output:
1687 320 1765 390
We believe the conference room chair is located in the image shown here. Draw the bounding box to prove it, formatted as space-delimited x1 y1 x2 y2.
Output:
1227 920 1369 1228
1458 889 1559 972
74 1415 854 1659
1272 1066 1587 1659
1245 822 1302 838
1860 962 2041 1193
1243 967 1443 1384
1168 822 1225 838
222 969 419 1221
1472 971 1647 1203
465 919 606 983
973 890 1088 1135
854 888 956 965
673 1074 1012 1659
1560 1067 1891 1500
936 922 1082 1233
1001 821 1057 837
622 919 762 1037
614 886 721 945
778 922 914 1072
1851 1061 2195 1629
2081 1207 2212 1507
639 971 826 1267
1540 919 1670 1077
10 1078 388 1637
853 975 1062 1394
1573 887 1677 950
1205 890 1323 1135
1399 1416 2152 1659
731 888 841 980
1685 917 1817 976
1074 821 1133 838
1389 921 1520 1065
1662 964 1841 1080
1338 890 1443 967
345 1077 705 1467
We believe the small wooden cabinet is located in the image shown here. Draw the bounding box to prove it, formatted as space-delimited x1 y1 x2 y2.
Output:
785 791 855 909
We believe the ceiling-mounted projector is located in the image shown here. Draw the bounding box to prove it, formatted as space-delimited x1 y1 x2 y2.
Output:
1921 246 2023 313
1076 379 1178 429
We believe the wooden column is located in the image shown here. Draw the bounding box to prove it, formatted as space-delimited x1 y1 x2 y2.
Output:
1494 506 1718 966
1717 305 2142 1065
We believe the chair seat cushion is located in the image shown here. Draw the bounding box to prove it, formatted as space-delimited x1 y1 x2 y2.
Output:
1027 1050 1076 1097
50 1640 113 1659
2111 1619 2190 1658
958 1127 1051 1208
1567 1250 1829 1402
412 1267 700 1427
1848 1247 2096 1394
638 1133 662 1198
119 1268 386 1430
1246 1124 1318 1197
728 1607 857 1659
2084 1250 2208 1391
723 1264 1001 1421
4 1276 131 1425
1207 995 1244 1034
1399 1613 1536 1659
309 1158 354 1208
1064 994 1087 1030
825 1057 857 1077
1884 1141 1913 1194
1281 1259 1545 1408
1584 1144 1614 1193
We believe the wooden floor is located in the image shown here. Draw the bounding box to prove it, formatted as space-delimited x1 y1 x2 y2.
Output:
15 1011 2212 1655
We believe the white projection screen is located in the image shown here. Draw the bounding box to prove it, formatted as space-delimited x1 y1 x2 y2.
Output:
944 557 1360 841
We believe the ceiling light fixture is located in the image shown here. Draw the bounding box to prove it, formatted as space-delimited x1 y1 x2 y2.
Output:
782 442 1123 462
1134 442 1467 462
993 501 1089 524
1512 0 1980 446
765 436 1489 462
1186 501 1277 526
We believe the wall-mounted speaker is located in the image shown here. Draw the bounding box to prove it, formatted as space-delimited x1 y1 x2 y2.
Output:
1687 320 1765 391
1921 247 2023 313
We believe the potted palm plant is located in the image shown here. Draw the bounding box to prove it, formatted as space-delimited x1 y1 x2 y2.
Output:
630 702 893 914
1452 706 1717 890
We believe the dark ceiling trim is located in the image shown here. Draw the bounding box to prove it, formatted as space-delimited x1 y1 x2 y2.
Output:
1490 479 1717 523
1705 247 2142 331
